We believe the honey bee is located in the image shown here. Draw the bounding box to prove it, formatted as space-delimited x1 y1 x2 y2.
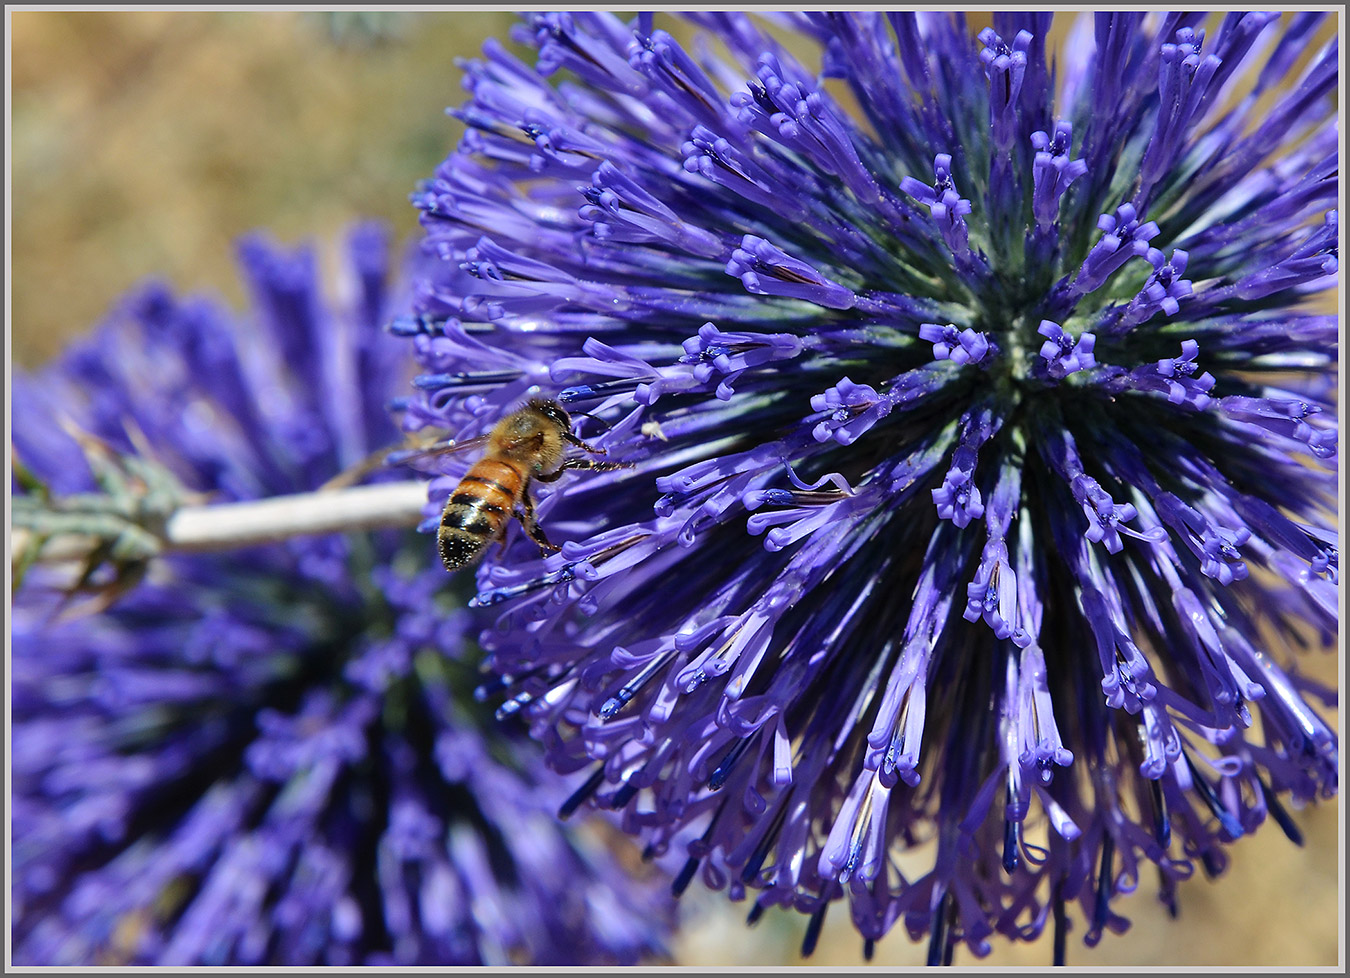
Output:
437 398 625 572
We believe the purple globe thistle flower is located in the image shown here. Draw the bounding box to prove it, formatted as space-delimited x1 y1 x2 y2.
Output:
10 225 671 966
397 12 1340 963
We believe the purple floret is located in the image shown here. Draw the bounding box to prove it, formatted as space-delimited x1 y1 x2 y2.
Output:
11 227 672 966
400 12 1338 964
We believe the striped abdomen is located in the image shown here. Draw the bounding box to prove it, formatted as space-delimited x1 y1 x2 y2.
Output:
438 457 525 571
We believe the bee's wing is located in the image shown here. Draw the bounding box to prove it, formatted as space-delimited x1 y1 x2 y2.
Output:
385 433 492 470
319 433 492 492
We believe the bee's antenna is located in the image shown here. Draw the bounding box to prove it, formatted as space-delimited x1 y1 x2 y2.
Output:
570 411 613 433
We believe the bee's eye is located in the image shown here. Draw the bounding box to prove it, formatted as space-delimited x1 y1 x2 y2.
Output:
536 400 570 430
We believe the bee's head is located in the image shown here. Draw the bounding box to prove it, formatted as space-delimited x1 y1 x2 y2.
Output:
528 398 573 433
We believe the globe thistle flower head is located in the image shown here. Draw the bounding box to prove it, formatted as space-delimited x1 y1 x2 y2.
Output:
11 226 672 966
400 11 1339 962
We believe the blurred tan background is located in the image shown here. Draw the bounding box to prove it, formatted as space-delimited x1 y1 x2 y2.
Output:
9 10 1341 968
11 10 518 367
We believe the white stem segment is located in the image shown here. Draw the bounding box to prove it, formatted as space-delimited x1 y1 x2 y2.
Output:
165 481 430 552
21 481 431 562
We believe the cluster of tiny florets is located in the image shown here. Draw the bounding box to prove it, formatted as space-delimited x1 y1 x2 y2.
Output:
399 11 1337 961
10 227 672 967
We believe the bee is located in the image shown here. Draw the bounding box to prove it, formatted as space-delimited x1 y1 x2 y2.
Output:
436 398 625 572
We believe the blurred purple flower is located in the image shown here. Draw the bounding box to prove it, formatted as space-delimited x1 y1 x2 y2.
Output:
398 12 1339 963
11 225 671 966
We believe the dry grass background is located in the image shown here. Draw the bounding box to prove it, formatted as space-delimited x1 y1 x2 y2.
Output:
9 10 1341 968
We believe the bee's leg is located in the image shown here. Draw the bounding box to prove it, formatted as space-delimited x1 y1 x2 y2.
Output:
516 490 561 556
536 458 631 483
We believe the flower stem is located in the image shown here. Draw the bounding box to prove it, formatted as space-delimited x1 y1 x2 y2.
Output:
22 480 429 561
